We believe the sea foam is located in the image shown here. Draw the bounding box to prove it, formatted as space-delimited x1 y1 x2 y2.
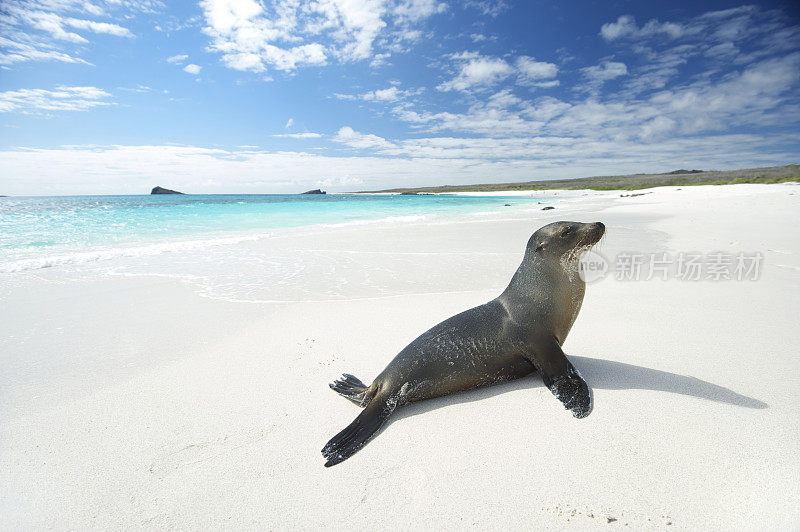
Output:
0 232 272 273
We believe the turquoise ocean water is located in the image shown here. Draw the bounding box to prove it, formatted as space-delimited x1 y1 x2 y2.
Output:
0 194 544 275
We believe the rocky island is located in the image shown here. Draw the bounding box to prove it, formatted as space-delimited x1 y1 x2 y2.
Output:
300 189 326 194
151 186 184 195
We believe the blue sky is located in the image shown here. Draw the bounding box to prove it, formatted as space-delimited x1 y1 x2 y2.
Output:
1 0 798 194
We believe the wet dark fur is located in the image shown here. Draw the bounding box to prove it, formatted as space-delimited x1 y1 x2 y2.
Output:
323 221 605 466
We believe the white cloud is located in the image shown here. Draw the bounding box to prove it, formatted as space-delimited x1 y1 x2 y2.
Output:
199 0 444 74
120 1 165 15
370 52 390 67
25 12 89 43
646 52 800 134
393 97 546 136
528 80 559 89
618 44 694 96
601 15 684 41
223 52 269 72
597 5 800 103
581 61 628 83
285 118 294 129
166 54 188 64
309 0 387 61
697 5 756 21
362 86 403 101
392 0 447 23
438 53 561 92
515 56 559 87
390 46 800 146
334 85 420 102
0 2 146 66
11 9 134 43
0 86 114 113
436 52 559 92
63 17 134 37
183 63 202 75
315 175 364 188
274 132 323 138
438 54 514 92
705 42 739 61
364 132 797 171
333 126 396 150
515 56 558 80
198 0 336 72
599 5 787 58
600 15 636 40
0 36 90 65
118 84 154 93
465 1 509 18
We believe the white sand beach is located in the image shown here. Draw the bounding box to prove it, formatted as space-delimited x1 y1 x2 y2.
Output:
1 184 799 529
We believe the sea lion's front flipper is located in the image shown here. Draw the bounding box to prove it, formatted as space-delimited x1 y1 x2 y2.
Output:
526 337 592 419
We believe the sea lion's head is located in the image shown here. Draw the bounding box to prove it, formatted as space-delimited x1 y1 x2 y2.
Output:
527 221 605 268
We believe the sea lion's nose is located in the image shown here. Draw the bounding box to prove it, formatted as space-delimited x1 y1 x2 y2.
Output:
592 222 605 235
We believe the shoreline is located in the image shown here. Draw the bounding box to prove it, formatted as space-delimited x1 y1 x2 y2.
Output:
2 183 799 528
0 193 545 275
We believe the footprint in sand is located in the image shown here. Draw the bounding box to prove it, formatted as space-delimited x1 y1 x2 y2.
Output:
148 430 270 477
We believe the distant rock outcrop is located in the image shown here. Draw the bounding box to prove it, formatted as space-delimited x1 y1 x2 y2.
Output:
541 206 555 210
301 189 326 194
151 186 184 195
664 169 703 175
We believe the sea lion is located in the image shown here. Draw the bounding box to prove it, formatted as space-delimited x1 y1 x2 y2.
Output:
322 220 605 467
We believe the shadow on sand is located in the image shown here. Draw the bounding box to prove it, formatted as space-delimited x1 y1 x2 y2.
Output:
388 355 768 424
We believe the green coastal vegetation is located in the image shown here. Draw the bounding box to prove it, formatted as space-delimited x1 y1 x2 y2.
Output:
358 164 799 193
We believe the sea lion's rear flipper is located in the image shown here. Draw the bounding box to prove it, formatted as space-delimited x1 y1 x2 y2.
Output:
527 337 592 419
329 373 371 406
322 392 398 467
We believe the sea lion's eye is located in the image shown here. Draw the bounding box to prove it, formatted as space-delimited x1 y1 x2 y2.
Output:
562 227 573 236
